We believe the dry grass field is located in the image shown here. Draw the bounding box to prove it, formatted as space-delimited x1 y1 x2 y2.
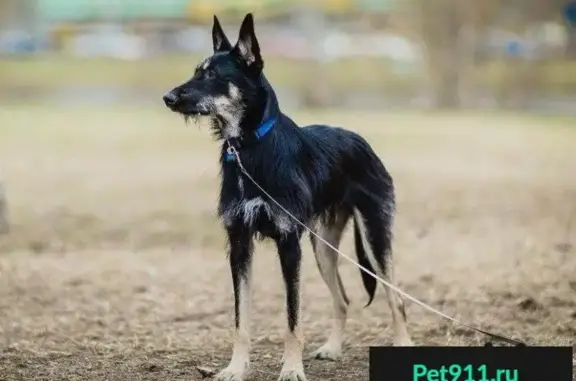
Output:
0 105 575 380
2 55 576 94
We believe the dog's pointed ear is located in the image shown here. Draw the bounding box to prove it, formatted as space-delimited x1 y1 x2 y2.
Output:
212 15 232 52
232 13 263 71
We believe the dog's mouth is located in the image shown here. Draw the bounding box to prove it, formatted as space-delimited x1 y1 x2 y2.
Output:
185 109 211 117
168 104 211 117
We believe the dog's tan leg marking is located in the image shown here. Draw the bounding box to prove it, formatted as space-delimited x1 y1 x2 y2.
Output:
279 325 307 381
216 269 252 381
382 255 413 346
311 223 348 360
353 209 413 347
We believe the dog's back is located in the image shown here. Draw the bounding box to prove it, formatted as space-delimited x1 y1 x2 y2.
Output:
299 123 394 209
235 113 395 224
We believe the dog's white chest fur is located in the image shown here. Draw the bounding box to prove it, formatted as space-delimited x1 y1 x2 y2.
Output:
239 197 269 226
222 195 293 235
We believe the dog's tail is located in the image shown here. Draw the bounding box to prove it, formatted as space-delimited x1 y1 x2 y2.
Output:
352 214 377 307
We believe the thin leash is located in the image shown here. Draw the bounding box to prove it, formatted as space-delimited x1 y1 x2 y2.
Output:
225 142 526 347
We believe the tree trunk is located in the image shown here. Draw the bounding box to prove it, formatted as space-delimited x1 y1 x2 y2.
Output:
419 0 463 109
435 66 460 108
297 6 331 108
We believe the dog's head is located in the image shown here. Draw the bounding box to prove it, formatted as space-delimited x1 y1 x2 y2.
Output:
163 13 264 139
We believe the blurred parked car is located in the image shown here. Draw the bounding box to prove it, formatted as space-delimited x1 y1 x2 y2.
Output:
0 30 45 54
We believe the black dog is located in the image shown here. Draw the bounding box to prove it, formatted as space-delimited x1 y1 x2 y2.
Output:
163 13 413 381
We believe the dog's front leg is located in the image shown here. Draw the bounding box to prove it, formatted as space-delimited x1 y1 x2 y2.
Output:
216 226 253 381
276 232 307 381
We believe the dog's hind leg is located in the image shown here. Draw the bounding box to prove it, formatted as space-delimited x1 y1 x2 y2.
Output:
216 227 254 381
276 231 308 381
352 205 413 347
309 215 349 361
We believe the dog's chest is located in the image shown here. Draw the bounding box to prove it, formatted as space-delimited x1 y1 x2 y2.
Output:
220 175 293 235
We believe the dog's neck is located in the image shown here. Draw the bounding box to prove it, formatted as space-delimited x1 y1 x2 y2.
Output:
224 74 280 150
244 74 280 135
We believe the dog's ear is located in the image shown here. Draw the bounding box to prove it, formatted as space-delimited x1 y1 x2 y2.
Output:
212 15 232 52
232 13 263 72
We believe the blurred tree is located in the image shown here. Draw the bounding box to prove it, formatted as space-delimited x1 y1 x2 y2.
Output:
404 0 571 108
297 5 332 108
413 0 468 108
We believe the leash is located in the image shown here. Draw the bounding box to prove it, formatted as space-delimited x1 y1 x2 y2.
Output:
225 140 526 347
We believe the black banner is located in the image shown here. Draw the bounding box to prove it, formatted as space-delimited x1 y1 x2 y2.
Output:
369 346 573 381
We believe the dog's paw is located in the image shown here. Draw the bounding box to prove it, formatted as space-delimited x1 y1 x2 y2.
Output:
393 336 414 347
311 343 341 361
277 369 308 381
214 368 246 381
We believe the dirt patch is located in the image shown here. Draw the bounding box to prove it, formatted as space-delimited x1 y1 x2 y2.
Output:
0 240 574 381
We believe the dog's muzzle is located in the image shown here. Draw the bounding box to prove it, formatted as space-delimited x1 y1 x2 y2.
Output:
163 90 210 116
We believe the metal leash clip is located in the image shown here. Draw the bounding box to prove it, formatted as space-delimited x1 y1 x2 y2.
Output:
225 141 241 164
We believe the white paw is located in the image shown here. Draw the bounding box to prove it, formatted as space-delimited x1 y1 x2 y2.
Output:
215 366 247 381
311 343 341 361
278 368 308 381
393 336 414 346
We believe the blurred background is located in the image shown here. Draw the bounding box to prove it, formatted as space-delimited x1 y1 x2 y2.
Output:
0 2 575 379
1 0 576 110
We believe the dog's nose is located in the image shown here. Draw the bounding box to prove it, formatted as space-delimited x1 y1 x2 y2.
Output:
163 92 179 108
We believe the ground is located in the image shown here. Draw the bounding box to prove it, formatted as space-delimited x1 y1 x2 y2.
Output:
0 106 575 380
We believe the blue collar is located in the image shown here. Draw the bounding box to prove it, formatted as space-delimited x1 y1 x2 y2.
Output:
225 117 276 161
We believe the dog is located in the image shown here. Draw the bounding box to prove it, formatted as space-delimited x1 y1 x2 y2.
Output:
163 13 413 381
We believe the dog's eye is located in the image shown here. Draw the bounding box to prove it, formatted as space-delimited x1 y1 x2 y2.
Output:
205 70 215 79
